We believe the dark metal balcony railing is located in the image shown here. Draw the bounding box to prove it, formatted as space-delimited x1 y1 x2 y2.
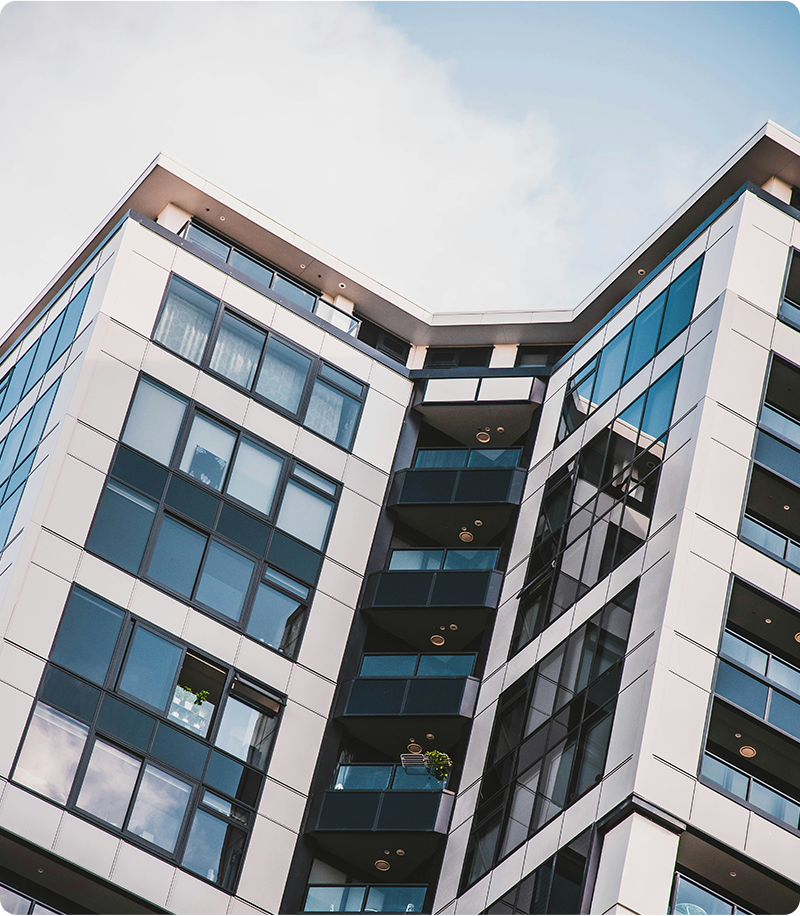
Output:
364 566 503 610
412 447 522 470
316 786 452 832
303 885 427 914
387 548 498 571
333 761 447 791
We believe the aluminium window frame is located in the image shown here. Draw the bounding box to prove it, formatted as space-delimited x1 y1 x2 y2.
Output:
150 273 368 452
85 374 332 654
10 588 284 893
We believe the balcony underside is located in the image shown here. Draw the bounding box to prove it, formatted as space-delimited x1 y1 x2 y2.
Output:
390 503 516 545
414 401 540 446
336 712 471 757
363 606 491 651
311 829 442 882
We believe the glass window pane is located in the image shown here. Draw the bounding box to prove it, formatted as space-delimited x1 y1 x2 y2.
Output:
127 765 191 853
96 696 155 751
119 628 182 711
263 567 309 598
52 279 92 362
673 876 733 915
443 549 498 570
714 661 768 718
226 439 283 515
122 379 188 466
205 751 261 806
0 885 31 915
76 740 140 828
215 696 278 770
182 809 246 890
209 313 266 389
335 764 392 790
113 447 169 500
185 225 231 261
360 655 416 676
254 338 311 414
640 362 681 441
195 541 255 621
319 363 363 397
216 504 270 556
292 464 337 495
50 587 124 685
658 258 702 349
147 517 207 597
749 780 800 827
388 549 443 570
305 379 360 448
151 723 209 778
228 249 274 288
417 654 475 676
305 886 366 913
767 690 800 740
276 481 334 550
720 631 768 676
623 292 666 383
700 754 748 799
179 415 236 491
86 481 157 573
272 275 316 311
246 582 305 655
14 704 88 803
40 665 100 724
165 476 220 527
414 449 468 469
767 657 800 699
153 277 218 364
592 324 632 407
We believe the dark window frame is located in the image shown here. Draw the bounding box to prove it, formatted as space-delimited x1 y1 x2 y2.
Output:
151 273 368 452
85 375 329 658
11 586 284 893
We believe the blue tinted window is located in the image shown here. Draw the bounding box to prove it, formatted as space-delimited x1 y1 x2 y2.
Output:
592 324 632 407
640 363 681 440
52 280 92 361
96 696 154 751
658 258 702 349
623 291 665 383
195 541 254 621
151 723 208 778
87 482 157 573
246 582 305 654
118 627 182 711
715 661 768 718
0 342 37 423
147 517 207 597
50 588 124 685
767 690 800 740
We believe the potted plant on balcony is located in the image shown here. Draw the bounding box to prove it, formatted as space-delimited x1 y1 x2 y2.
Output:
424 750 452 782
169 685 214 736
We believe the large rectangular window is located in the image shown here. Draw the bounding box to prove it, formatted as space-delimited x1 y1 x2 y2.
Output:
153 275 367 449
13 587 282 892
86 376 327 659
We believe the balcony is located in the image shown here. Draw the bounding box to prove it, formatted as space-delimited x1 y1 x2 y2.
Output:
389 449 526 544
303 884 427 914
362 549 503 649
312 762 454 879
337 654 478 756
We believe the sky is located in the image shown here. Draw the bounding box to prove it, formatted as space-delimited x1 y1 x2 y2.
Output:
0 1 799 332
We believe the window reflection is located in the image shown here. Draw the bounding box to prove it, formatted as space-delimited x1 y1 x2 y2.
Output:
14 705 88 804
128 764 191 852
76 740 140 828
180 416 236 491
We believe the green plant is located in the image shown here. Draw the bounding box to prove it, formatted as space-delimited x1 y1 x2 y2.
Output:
425 749 452 781
180 686 210 706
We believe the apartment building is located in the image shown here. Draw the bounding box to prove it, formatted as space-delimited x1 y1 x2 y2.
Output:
1 121 800 915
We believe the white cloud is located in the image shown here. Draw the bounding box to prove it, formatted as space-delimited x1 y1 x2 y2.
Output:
0 1 591 328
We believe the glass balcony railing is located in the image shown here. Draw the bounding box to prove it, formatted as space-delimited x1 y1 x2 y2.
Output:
701 752 800 830
333 761 447 792
780 296 800 332
316 786 450 832
387 548 499 571
412 447 522 470
303 885 427 914
760 404 800 453
359 654 475 677
392 466 525 506
740 514 800 570
183 223 360 336
342 655 476 718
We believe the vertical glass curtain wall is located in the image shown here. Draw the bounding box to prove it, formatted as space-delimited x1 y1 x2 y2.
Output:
0 276 94 552
512 362 680 654
557 257 701 443
462 584 636 889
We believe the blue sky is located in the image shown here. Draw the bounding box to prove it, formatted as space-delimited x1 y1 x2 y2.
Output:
0 2 798 326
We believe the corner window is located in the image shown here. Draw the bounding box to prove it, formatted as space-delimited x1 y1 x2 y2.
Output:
153 275 367 449
13 587 283 892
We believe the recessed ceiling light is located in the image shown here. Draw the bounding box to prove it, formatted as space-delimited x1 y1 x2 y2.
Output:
785 505 791 510
219 215 226 221
450 624 458 630
474 519 483 527
739 746 757 758
440 625 446 630
397 849 405 856
765 619 772 624
339 282 347 289
375 859 390 871
300 263 307 269
459 530 474 542
734 733 742 738
426 734 435 740
476 431 491 443
384 849 391 855
637 268 646 276
407 742 422 753
730 872 737 877
497 427 505 433
431 634 446 646
794 633 800 643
